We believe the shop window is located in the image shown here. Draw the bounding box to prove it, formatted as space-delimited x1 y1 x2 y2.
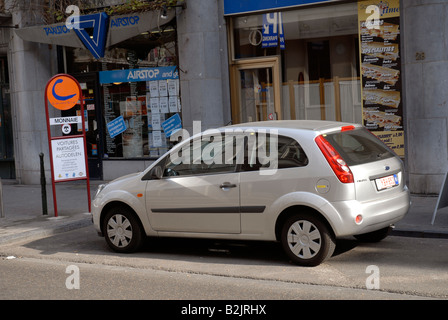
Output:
66 23 180 160
231 2 362 124
307 41 331 81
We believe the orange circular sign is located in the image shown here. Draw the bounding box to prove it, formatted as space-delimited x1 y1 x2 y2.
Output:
46 75 80 110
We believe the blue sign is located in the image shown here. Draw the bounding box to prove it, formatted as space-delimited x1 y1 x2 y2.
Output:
223 0 332 15
262 13 285 50
99 66 179 84
262 13 278 48
161 113 182 138
106 116 127 138
73 12 109 59
110 15 140 28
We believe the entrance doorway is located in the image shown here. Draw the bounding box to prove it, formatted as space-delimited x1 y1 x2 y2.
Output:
230 57 281 124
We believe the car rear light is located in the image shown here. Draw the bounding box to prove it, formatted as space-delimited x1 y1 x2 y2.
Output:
315 135 354 184
341 125 355 132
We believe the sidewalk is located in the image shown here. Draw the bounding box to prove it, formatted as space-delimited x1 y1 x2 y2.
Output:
1 179 448 245
0 179 98 245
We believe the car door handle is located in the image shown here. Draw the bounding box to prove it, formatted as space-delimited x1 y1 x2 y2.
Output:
219 182 237 189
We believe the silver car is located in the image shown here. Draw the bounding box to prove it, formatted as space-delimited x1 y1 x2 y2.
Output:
92 120 410 266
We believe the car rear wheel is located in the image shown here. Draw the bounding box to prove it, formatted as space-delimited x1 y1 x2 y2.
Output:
103 206 144 253
281 213 335 267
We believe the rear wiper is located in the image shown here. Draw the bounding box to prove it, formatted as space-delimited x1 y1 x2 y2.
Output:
376 152 388 158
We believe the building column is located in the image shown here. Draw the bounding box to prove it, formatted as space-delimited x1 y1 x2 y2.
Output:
8 2 57 184
177 0 231 135
402 1 448 194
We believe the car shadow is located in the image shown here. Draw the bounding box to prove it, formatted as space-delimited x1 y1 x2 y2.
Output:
19 225 362 267
139 235 361 265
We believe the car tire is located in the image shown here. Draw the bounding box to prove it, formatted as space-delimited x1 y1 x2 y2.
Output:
354 226 391 243
281 213 336 267
103 206 144 253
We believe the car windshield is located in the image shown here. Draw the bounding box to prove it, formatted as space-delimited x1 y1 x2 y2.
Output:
322 128 395 166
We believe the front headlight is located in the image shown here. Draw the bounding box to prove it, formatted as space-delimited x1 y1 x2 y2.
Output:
94 183 107 199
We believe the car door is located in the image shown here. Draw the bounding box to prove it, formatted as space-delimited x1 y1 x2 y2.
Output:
145 133 241 234
239 133 311 235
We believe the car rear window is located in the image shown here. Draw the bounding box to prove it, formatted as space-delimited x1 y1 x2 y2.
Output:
322 128 395 166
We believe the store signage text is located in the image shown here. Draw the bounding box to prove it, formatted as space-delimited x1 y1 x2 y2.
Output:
43 25 72 36
99 66 179 84
359 1 400 18
49 116 82 125
111 16 140 28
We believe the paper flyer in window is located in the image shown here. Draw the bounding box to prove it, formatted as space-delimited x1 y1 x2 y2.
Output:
149 97 160 114
152 130 163 147
159 96 169 113
151 113 162 131
148 81 159 97
169 96 178 113
168 79 179 96
358 0 403 157
158 80 168 97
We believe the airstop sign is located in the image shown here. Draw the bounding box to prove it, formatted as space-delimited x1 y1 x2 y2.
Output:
44 74 91 217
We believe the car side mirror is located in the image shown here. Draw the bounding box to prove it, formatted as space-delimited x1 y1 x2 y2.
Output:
149 166 163 180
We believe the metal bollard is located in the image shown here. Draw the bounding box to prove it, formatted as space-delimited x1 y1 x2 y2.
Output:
40 153 48 215
0 178 4 218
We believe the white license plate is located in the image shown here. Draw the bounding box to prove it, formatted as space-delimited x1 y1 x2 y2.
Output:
375 174 399 191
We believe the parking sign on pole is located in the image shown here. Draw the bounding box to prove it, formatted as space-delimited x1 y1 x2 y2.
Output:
44 74 91 217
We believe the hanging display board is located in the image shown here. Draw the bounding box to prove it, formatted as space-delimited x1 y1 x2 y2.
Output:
44 74 91 217
358 0 404 157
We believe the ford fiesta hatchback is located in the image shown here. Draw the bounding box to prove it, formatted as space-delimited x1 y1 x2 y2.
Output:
92 120 410 266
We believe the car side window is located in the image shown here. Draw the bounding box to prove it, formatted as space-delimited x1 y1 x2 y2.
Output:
163 134 239 177
242 134 308 171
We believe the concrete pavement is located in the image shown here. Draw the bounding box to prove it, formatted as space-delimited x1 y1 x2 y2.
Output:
1 178 448 245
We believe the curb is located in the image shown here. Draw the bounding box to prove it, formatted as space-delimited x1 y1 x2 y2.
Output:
391 228 448 239
0 216 93 245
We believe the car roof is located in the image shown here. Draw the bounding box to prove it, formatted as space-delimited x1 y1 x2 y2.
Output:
226 120 362 133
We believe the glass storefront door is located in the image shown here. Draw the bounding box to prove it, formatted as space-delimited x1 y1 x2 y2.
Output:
230 57 281 124
72 73 104 180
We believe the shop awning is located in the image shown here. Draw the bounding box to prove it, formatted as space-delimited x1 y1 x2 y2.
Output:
14 9 176 49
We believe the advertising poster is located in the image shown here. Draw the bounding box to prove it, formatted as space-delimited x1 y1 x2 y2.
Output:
358 0 404 157
51 137 87 181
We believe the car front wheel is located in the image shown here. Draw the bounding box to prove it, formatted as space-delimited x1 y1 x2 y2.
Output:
281 213 335 267
103 206 144 253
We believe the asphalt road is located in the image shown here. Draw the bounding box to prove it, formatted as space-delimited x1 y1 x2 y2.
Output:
0 225 447 301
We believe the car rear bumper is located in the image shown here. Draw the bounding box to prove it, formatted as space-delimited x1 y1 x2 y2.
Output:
322 186 410 237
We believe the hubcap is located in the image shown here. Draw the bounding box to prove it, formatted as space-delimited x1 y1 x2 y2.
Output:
107 214 133 248
287 220 322 259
